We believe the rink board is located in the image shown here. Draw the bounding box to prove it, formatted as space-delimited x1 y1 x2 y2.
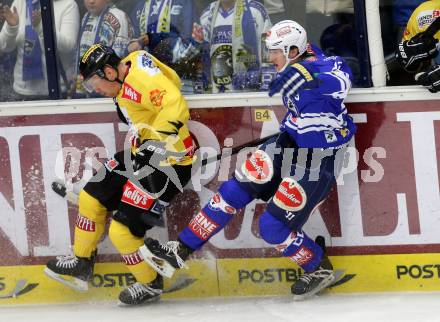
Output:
0 95 439 304
1 254 440 305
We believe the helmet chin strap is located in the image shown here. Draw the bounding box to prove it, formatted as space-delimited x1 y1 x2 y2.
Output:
104 70 124 85
278 51 301 73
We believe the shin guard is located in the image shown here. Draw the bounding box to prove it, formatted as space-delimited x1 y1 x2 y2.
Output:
109 220 157 283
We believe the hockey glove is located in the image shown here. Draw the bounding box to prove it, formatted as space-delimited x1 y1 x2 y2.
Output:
415 64 440 93
396 33 438 72
268 63 318 98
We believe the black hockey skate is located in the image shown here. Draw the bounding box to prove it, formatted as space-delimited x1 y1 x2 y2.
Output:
118 275 163 306
291 236 335 300
139 238 192 278
44 251 96 292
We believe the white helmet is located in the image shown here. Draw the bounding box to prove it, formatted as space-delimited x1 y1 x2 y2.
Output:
265 20 307 70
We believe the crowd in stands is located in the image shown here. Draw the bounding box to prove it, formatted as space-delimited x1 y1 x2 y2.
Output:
0 0 398 101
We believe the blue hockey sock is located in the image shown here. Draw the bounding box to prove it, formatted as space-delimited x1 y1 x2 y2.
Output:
259 211 323 272
179 179 252 250
278 230 323 272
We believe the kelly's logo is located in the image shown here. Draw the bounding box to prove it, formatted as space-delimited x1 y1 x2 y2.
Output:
121 180 155 210
122 83 142 103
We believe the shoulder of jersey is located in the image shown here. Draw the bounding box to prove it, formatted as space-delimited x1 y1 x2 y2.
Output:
127 51 162 78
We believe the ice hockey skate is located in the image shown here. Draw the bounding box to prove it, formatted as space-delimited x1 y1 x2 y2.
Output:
291 236 335 300
291 255 335 300
139 238 192 278
118 275 163 306
44 252 96 292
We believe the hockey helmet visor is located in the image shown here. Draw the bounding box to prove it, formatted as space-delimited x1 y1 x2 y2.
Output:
79 44 120 93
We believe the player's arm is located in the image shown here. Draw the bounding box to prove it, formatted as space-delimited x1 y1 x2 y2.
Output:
268 62 318 98
396 18 440 72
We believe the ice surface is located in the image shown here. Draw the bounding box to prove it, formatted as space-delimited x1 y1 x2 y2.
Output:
0 293 439 322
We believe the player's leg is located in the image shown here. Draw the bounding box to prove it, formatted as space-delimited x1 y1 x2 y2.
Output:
260 148 341 300
141 177 255 277
45 152 127 292
140 134 289 277
114 164 192 305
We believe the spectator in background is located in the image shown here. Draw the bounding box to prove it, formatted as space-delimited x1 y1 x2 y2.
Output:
262 0 300 24
127 0 197 93
186 0 271 93
392 0 425 39
395 1 440 92
0 0 79 100
0 0 15 102
320 22 360 85
73 0 134 98
304 0 361 86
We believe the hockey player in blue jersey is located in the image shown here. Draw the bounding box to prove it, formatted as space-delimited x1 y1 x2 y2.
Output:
138 20 356 300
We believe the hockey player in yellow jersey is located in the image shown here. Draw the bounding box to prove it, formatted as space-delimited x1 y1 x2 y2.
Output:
396 1 440 92
44 44 195 305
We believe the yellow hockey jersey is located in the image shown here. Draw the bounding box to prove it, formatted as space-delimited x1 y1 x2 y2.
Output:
403 1 440 40
116 50 194 166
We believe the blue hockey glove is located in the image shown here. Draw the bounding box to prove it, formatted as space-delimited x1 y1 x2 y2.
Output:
268 63 318 97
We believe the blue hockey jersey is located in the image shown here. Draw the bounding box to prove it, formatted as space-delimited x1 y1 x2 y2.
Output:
279 45 356 148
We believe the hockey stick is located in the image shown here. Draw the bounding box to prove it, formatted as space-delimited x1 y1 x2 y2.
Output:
52 132 280 204
200 131 279 166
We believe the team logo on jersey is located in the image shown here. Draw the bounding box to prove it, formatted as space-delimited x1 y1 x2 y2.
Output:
212 45 233 90
104 158 119 172
140 53 160 75
122 83 142 103
324 130 337 143
284 97 298 114
290 246 313 266
273 177 307 211
241 150 274 184
149 89 166 107
189 211 219 241
208 193 237 214
339 128 349 138
121 180 155 210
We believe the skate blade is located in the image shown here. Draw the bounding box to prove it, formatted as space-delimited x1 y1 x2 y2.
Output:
292 273 335 301
138 245 176 278
117 295 161 307
44 267 88 292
